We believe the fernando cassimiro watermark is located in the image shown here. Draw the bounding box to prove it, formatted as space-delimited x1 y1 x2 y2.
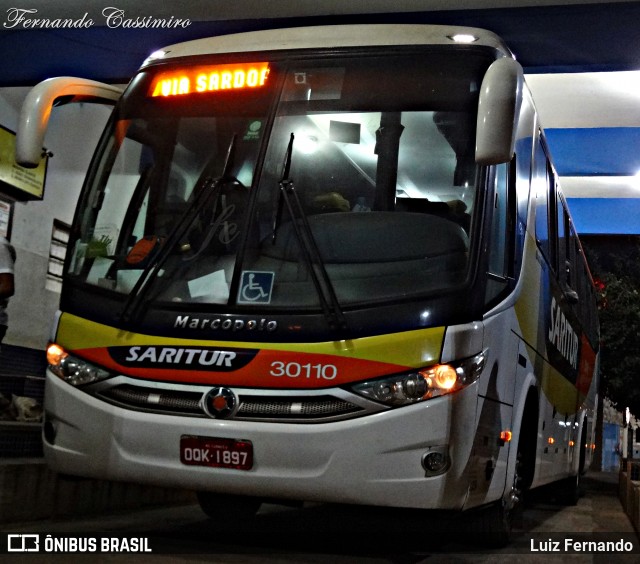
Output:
3 7 192 29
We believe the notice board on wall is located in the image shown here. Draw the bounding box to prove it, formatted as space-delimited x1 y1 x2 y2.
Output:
0 125 48 201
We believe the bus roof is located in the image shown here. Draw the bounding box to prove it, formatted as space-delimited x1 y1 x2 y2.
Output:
141 24 513 68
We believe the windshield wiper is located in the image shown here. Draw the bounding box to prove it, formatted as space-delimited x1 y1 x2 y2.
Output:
274 133 347 334
119 134 238 324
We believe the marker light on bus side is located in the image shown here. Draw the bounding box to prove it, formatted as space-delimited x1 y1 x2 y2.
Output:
47 343 111 387
350 351 486 406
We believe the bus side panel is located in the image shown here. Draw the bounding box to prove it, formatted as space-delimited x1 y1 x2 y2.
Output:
462 92 541 510
512 113 598 489
462 310 517 509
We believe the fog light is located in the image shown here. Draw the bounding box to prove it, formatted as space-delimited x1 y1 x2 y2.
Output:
422 447 450 476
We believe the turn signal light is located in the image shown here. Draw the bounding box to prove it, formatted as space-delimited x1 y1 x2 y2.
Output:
431 365 458 391
46 343 68 366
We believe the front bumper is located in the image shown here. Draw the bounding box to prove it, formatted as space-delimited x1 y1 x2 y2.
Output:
43 370 478 509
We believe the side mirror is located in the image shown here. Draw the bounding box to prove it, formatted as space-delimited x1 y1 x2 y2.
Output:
16 77 122 168
475 57 524 165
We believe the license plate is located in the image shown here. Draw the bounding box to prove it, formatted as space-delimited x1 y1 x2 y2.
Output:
180 436 253 470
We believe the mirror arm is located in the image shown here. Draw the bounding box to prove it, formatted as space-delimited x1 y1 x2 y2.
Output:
16 77 122 168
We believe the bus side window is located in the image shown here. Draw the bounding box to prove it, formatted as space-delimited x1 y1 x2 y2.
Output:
534 136 557 273
534 140 549 261
568 226 579 292
488 163 508 277
578 250 592 327
485 161 514 304
557 195 567 284
546 161 558 271
558 197 580 304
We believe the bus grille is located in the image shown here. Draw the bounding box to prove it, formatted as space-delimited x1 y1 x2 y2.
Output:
96 384 366 422
100 385 203 415
236 397 360 419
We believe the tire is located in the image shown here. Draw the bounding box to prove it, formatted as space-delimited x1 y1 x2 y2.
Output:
469 392 538 548
555 423 586 505
578 421 589 475
491 464 523 545
466 451 524 548
555 472 581 506
196 492 262 523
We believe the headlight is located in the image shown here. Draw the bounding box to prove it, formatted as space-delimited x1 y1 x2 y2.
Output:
46 343 111 386
350 351 486 406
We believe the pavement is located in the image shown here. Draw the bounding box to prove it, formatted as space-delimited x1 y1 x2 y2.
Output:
0 469 637 562
0 458 195 525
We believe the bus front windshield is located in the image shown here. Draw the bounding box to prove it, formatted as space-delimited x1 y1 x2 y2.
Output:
69 51 489 315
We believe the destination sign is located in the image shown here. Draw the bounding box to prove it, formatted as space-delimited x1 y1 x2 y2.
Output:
149 62 270 97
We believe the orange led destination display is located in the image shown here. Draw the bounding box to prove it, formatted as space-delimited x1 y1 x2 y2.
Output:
149 62 270 97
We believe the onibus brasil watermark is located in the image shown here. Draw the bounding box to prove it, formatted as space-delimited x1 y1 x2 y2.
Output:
6 534 152 553
3 7 191 29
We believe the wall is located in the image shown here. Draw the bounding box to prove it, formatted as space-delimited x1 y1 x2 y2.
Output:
0 88 113 350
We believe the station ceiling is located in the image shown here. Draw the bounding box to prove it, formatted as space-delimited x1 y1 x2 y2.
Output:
1 0 639 234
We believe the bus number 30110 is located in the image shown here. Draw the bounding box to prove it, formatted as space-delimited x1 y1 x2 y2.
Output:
270 361 338 380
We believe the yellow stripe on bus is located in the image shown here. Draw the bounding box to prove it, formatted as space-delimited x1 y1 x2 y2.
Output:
520 342 586 415
514 233 542 349
55 313 446 368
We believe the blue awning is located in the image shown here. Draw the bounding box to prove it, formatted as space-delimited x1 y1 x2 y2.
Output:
546 128 640 177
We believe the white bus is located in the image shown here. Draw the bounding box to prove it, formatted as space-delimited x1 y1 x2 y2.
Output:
17 24 599 544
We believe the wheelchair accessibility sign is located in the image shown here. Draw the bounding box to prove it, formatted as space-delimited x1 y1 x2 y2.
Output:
238 271 275 305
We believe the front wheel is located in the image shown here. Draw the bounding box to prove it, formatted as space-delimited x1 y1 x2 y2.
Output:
196 492 262 524
555 472 581 506
467 445 526 547
472 472 522 547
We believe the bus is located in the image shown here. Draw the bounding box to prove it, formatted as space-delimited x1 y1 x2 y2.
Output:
17 24 599 543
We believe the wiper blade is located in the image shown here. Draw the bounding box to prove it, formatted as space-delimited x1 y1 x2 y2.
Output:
119 134 238 324
270 134 291 244
275 133 347 334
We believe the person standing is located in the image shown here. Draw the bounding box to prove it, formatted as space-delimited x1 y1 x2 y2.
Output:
0 236 15 345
